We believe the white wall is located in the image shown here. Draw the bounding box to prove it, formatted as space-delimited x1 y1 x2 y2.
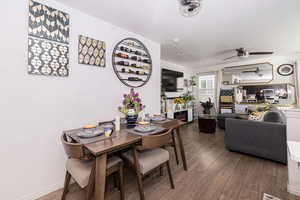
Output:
0 1 161 200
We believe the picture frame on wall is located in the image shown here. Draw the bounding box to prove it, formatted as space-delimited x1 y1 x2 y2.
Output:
78 35 106 67
28 0 70 77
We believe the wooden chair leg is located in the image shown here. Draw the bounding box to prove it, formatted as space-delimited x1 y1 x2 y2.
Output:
166 161 175 189
118 165 125 200
86 164 95 200
113 173 119 189
160 166 164 176
132 147 145 200
62 171 71 200
172 131 180 165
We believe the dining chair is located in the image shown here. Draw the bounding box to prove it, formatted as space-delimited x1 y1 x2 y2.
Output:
121 128 175 200
61 133 125 200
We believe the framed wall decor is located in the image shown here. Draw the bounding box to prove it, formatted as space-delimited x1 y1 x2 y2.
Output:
112 38 152 88
78 35 106 67
28 0 70 77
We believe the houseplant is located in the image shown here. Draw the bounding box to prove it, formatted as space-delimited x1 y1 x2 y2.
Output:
200 98 214 114
173 97 184 111
182 92 195 109
118 88 145 128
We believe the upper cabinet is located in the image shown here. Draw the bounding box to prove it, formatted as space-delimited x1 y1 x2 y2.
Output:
222 62 273 85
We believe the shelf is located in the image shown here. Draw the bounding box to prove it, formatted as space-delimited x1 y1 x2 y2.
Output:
115 54 152 64
121 79 146 82
117 71 148 76
112 38 152 88
116 49 149 58
121 42 145 51
114 63 150 70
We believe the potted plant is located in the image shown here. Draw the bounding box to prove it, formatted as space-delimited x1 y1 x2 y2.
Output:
200 98 214 114
118 88 145 128
174 98 184 111
182 92 195 109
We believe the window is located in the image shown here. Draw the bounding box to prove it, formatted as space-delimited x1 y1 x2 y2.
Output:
198 75 216 103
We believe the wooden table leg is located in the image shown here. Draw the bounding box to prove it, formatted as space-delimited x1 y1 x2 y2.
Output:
94 153 107 200
172 130 180 165
132 147 145 200
176 127 188 171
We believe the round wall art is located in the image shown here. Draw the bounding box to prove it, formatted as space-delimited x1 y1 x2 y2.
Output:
112 38 152 88
277 64 294 76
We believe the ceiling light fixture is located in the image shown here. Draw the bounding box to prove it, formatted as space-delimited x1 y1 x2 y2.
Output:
179 0 203 17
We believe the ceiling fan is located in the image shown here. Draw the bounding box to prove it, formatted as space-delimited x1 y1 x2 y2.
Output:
179 0 203 17
223 48 274 61
242 67 264 77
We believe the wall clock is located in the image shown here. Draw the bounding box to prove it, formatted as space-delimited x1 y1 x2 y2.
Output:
277 64 294 76
112 38 152 88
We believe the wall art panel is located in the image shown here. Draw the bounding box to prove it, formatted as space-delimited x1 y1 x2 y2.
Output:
28 37 69 76
28 0 70 77
78 35 106 67
29 0 70 44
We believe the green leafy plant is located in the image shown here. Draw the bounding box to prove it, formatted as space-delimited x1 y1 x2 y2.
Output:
118 88 145 115
182 92 195 104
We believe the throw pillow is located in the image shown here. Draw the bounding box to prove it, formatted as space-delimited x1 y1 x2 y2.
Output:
249 111 266 121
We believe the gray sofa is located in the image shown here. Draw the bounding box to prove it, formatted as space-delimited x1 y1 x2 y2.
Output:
225 116 287 164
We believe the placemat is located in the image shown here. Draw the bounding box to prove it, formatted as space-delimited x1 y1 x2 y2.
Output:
151 118 172 124
64 128 116 145
127 126 166 136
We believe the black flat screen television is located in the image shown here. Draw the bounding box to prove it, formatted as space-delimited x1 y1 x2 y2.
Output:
161 69 184 92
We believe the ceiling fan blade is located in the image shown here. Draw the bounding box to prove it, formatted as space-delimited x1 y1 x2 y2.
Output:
242 71 256 73
249 52 274 55
223 55 237 61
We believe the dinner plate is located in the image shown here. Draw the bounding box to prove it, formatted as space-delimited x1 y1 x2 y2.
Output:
134 125 157 133
77 128 104 138
151 116 166 122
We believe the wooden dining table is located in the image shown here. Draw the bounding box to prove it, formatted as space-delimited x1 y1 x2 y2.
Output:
68 119 187 200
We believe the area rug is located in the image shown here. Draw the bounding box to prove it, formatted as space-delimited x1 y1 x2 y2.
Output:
263 193 281 200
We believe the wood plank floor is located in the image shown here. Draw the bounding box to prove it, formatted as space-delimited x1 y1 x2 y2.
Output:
38 122 300 200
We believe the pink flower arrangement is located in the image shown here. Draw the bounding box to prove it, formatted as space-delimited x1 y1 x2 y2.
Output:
118 88 145 115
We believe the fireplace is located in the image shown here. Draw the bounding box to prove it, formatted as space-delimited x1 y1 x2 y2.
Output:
174 110 188 122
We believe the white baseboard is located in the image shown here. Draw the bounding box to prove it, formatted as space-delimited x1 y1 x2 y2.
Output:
288 183 300 197
17 179 64 200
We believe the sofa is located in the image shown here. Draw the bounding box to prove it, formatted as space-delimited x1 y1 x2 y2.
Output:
224 108 287 164
217 113 248 129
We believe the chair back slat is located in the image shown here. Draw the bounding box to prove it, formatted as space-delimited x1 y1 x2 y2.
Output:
139 129 172 150
160 119 181 130
61 133 91 160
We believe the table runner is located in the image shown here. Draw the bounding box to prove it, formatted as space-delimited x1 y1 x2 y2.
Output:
64 128 116 144
126 126 166 136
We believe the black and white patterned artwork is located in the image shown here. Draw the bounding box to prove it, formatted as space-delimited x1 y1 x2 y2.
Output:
29 0 70 44
28 0 70 77
78 35 106 67
28 37 69 76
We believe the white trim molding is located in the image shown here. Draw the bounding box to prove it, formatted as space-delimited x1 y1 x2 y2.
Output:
288 183 300 197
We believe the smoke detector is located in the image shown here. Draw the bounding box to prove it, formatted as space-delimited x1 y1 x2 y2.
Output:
179 0 203 17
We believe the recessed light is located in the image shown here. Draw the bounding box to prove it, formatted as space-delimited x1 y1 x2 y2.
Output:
173 38 180 43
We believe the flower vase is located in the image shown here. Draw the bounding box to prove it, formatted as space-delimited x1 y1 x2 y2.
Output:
126 114 138 128
182 104 187 110
175 104 180 111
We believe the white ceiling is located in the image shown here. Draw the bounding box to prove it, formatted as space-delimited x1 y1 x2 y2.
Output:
56 0 300 69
